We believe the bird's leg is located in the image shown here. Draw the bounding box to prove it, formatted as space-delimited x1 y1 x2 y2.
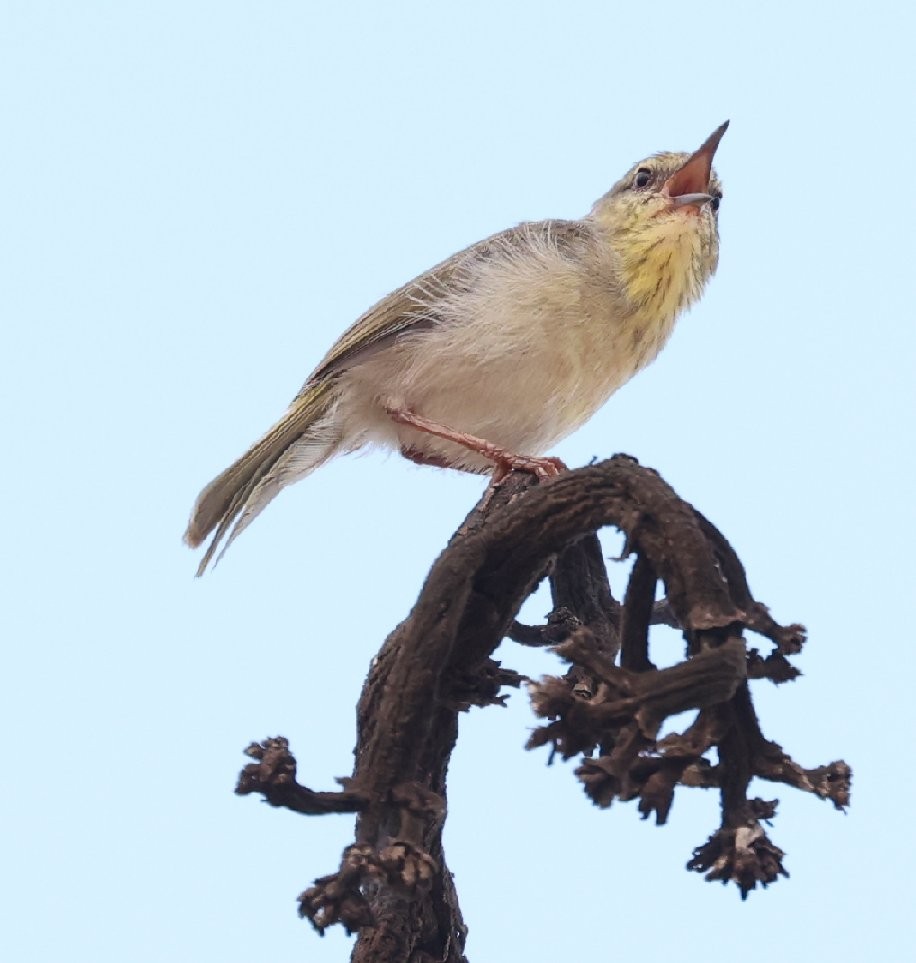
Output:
399 446 458 471
386 406 567 482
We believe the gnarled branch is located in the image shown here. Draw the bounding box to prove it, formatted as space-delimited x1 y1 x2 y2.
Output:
237 455 850 959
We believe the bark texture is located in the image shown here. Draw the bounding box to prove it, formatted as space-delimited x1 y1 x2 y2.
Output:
236 455 850 962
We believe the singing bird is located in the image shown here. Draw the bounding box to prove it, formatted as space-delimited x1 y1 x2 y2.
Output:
186 122 728 574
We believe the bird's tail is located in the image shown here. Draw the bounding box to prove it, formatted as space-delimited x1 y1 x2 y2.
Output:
184 380 342 575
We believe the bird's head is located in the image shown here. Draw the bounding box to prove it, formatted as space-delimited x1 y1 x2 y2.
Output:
591 122 728 320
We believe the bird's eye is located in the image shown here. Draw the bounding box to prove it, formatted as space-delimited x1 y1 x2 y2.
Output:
711 191 722 212
634 168 652 189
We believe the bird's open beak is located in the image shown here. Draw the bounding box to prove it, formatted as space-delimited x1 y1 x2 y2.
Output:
664 120 729 209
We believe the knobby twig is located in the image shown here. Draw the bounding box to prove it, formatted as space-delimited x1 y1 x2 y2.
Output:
234 455 850 962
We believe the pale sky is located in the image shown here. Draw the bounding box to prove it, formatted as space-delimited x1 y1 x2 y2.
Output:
3 2 914 961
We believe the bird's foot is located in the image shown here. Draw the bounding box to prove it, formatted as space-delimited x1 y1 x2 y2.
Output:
489 454 567 485
387 406 566 484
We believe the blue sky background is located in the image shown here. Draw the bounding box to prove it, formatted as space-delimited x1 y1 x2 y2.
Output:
3 2 914 960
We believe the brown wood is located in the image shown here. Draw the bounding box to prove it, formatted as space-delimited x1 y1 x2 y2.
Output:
235 455 850 960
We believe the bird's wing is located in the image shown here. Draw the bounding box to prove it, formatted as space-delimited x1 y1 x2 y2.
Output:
299 218 590 392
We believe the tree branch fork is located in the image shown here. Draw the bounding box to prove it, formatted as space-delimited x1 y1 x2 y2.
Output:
234 455 850 962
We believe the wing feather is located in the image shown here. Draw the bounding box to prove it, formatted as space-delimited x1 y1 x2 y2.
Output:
301 219 590 388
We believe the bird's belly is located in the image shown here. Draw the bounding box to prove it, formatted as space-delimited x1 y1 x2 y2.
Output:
336 310 638 471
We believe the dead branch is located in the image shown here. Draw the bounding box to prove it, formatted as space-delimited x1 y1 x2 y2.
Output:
235 454 850 961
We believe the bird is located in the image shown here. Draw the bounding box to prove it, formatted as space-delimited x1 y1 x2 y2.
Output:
185 122 728 575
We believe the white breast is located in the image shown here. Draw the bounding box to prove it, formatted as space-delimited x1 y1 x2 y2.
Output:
331 228 649 470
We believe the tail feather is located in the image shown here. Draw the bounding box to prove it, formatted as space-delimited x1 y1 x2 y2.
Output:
185 380 341 575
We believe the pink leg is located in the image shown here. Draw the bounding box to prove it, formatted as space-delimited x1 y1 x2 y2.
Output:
400 445 463 471
387 406 566 482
